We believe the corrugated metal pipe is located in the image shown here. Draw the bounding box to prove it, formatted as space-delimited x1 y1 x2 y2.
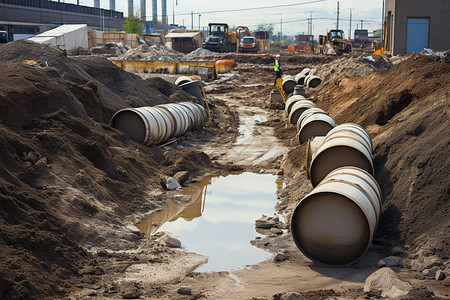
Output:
111 102 208 146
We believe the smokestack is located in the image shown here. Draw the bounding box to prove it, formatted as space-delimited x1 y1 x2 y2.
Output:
161 0 167 25
110 0 115 11
152 0 157 23
141 0 146 21
94 0 100 8
128 0 134 17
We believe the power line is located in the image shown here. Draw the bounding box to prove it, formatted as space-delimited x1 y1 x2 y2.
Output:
175 0 326 16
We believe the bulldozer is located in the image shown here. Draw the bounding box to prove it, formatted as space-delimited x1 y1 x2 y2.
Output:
317 29 352 55
202 23 237 53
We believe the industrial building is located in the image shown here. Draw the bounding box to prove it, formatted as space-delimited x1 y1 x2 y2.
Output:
384 0 450 55
0 0 124 41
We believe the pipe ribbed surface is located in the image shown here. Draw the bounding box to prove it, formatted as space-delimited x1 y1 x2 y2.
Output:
298 113 336 144
326 123 373 153
111 102 208 146
288 100 317 125
285 95 307 115
309 129 374 187
291 166 381 265
175 76 193 86
295 72 307 86
301 68 311 76
297 108 328 130
282 75 297 94
305 75 323 88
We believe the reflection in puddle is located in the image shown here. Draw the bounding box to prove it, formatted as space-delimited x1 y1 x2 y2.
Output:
136 172 283 272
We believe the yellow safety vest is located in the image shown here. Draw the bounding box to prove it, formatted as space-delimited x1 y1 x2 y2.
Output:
274 59 280 71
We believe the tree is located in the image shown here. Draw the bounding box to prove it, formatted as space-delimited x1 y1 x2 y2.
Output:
256 24 274 36
124 13 144 34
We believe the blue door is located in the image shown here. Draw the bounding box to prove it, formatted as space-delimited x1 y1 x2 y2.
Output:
406 18 429 53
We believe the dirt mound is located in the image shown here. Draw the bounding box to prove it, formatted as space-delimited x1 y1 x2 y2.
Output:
0 41 215 299
0 40 178 127
305 56 450 257
120 44 183 61
311 54 392 84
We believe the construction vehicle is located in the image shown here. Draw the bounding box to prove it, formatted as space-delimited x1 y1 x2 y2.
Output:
235 26 256 53
202 23 237 53
317 29 351 55
239 36 258 53
352 29 371 50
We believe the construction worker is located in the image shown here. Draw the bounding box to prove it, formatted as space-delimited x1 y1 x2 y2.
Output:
274 54 282 85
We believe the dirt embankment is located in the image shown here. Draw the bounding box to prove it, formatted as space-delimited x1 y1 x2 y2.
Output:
0 40 231 299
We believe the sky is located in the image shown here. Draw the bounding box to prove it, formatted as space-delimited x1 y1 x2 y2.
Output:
59 0 384 39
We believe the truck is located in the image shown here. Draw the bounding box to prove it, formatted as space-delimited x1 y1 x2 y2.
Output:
239 36 258 53
352 29 371 50
317 29 351 55
202 23 237 53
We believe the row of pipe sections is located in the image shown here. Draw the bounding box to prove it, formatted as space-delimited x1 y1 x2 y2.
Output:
111 102 208 146
111 76 209 146
281 68 323 96
285 68 382 265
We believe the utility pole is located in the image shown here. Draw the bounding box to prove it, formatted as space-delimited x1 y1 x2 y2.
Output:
198 14 201 30
349 8 353 40
361 20 364 29
280 18 283 43
382 0 385 43
191 11 193 30
336 0 340 29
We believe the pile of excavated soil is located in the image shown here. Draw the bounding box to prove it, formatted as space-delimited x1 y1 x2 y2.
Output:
119 44 183 61
281 55 449 259
0 40 220 299
310 54 393 84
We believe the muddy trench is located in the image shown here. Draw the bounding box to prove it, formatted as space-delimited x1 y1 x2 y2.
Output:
2 43 447 299
63 61 450 300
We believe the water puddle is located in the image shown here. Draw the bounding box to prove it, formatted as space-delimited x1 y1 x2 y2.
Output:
136 172 283 272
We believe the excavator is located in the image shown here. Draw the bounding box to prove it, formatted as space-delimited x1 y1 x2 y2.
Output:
317 29 352 55
202 23 237 53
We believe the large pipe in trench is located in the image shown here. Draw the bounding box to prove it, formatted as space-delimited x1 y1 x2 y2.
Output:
111 102 208 146
291 166 381 265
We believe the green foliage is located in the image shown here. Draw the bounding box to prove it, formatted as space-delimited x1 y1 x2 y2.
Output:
124 17 144 34
256 24 274 36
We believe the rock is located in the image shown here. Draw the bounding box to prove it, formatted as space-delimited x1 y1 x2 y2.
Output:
391 246 405 255
273 292 304 300
255 214 278 229
122 292 140 299
25 151 38 164
161 176 181 190
422 255 443 269
422 266 440 277
177 286 192 295
126 224 141 234
274 252 290 263
364 267 412 298
173 171 190 185
411 254 443 271
378 256 400 268
34 157 47 169
270 227 283 235
165 236 182 248
435 270 446 280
